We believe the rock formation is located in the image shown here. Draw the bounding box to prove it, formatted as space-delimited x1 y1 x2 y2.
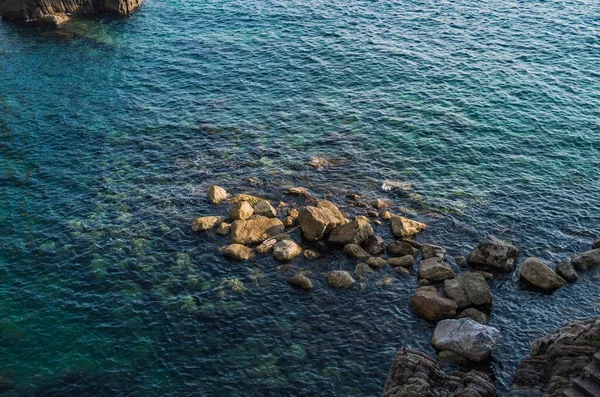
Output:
0 0 142 25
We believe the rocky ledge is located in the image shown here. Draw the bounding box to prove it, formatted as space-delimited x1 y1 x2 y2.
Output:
383 318 600 396
0 0 142 25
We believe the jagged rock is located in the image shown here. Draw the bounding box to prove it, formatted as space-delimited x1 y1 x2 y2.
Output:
467 239 519 272
355 263 373 276
593 238 600 250
222 244 253 261
519 258 567 290
366 257 387 268
411 288 458 322
230 218 285 245
388 255 414 268
273 240 302 261
419 258 455 282
510 319 600 396
456 308 489 324
363 235 385 256
432 318 500 362
327 270 355 288
343 244 370 258
391 216 428 238
571 249 600 270
422 244 446 260
287 208 299 219
253 200 277 218
383 349 497 397
556 261 578 282
282 216 295 228
387 241 418 257
191 216 226 232
230 201 254 221
256 238 276 254
287 274 313 290
328 216 373 245
298 201 348 241
231 194 263 205
215 222 231 235
208 185 228 204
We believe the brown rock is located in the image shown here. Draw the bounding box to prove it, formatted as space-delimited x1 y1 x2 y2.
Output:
343 244 370 258
421 244 446 260
456 308 488 324
366 257 387 268
222 244 253 261
391 216 428 238
419 258 455 282
230 218 285 245
363 235 386 256
287 273 313 290
556 261 578 282
215 222 231 235
467 239 519 272
571 248 600 271
328 216 373 245
282 216 295 228
381 211 393 220
230 194 263 205
327 270 355 288
411 289 458 322
285 187 309 196
388 256 415 268
208 185 228 204
191 216 226 232
253 200 277 218
519 257 567 290
230 201 254 221
372 198 393 209
303 249 320 259
298 202 348 241
387 241 418 257
273 240 302 261
256 238 276 254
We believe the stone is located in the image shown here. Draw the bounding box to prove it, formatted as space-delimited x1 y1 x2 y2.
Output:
460 272 493 305
253 200 277 218
282 216 295 228
455 255 468 267
231 194 263 206
303 249 319 259
437 350 469 365
327 271 355 288
431 318 500 362
571 249 600 270
556 261 578 282
475 270 494 280
410 288 458 322
287 274 313 290
355 263 373 276
308 156 331 169
419 258 455 282
367 210 379 218
0 0 141 23
343 244 370 258
383 349 496 397
346 193 360 200
421 244 446 260
381 277 394 286
287 208 299 219
444 278 471 308
230 218 285 245
366 257 387 268
215 222 231 235
256 238 276 254
394 267 410 276
390 216 428 238
191 216 226 232
371 198 393 209
467 239 519 271
388 255 414 268
593 238 600 250
273 240 302 261
222 244 253 261
230 201 254 221
208 185 228 204
381 210 393 220
456 308 488 324
387 240 418 257
328 216 373 245
519 257 567 290
297 202 348 241
510 319 600 396
363 235 386 256
285 187 309 196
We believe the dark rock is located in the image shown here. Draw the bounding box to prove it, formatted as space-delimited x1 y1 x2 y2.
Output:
467 239 519 272
593 238 600 250
556 261 578 282
419 258 455 282
287 274 313 290
519 257 567 290
411 288 458 322
343 244 370 258
387 241 418 257
421 244 446 260
456 308 489 324
571 249 600 271
388 255 414 269
455 255 468 267
363 235 386 256
328 216 373 245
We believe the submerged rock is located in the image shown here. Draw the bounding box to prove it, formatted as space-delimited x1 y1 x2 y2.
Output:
467 239 519 272
231 194 263 206
456 308 489 324
419 258 455 282
366 256 387 268
327 270 355 288
253 200 277 218
287 273 313 290
191 216 226 232
388 255 414 269
390 216 428 238
298 201 348 241
208 185 228 204
363 235 385 256
411 288 458 322
273 240 302 261
230 218 285 245
285 187 309 196
571 248 600 270
431 318 500 362
387 241 418 257
383 349 496 397
556 261 578 282
355 262 373 276
328 216 373 245
343 244 370 258
519 257 567 290
223 244 253 261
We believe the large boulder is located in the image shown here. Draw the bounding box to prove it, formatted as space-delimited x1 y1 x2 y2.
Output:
363 235 385 256
383 349 497 397
230 201 254 221
419 258 455 282
222 244 253 261
571 249 600 271
208 185 228 204
510 319 600 396
519 257 567 290
467 239 519 272
445 272 493 308
411 288 458 322
432 318 501 362
253 200 277 218
387 241 418 257
327 270 355 288
191 216 226 232
297 201 348 241
230 218 285 245
391 216 428 238
273 240 302 261
328 216 373 245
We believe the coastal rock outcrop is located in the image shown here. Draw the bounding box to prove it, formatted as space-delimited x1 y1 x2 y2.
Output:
0 0 142 25
383 349 497 397
467 239 519 272
431 318 500 362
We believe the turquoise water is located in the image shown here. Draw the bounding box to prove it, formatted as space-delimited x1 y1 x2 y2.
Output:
1 0 600 395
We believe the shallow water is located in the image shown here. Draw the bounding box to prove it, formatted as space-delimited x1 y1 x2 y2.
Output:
1 0 600 395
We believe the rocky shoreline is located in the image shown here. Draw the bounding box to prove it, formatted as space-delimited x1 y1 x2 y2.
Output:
0 0 142 25
192 181 600 395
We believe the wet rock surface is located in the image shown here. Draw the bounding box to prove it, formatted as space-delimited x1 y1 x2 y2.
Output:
411 287 458 322
431 318 501 362
467 239 519 272
519 257 566 290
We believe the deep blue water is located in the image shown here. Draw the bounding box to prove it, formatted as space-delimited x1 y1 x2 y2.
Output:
1 0 600 395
